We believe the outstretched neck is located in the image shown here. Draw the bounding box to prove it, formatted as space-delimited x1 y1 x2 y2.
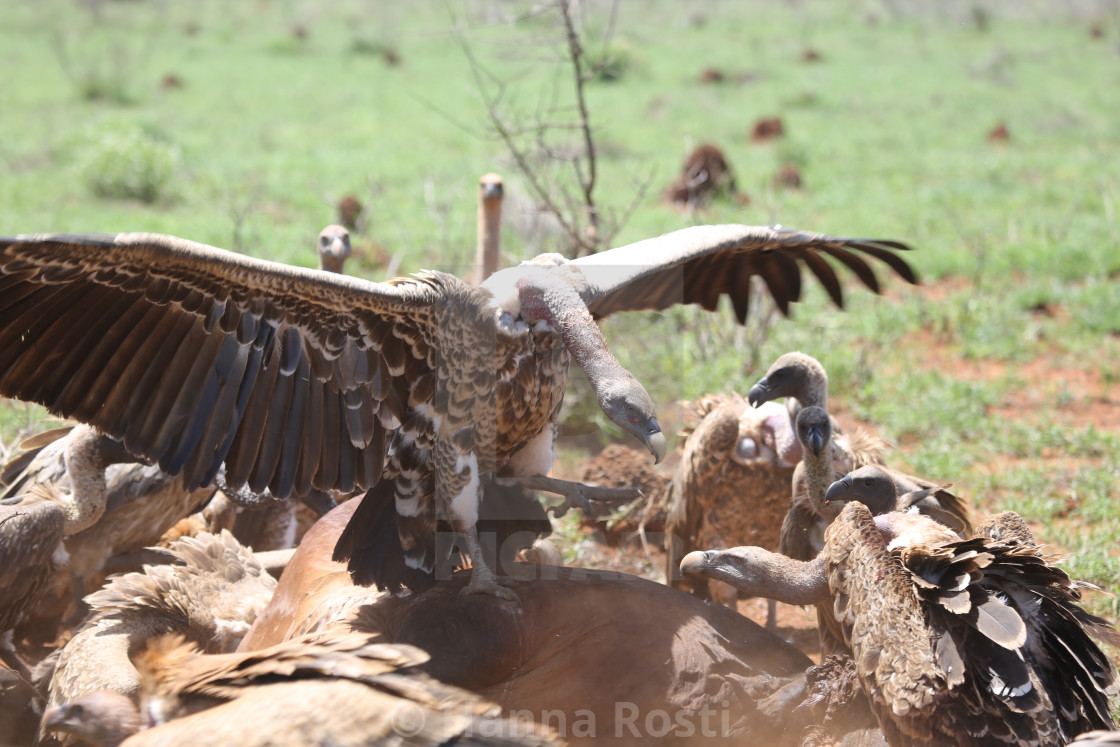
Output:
517 274 629 391
761 553 830 606
475 197 501 285
62 428 136 534
803 445 835 516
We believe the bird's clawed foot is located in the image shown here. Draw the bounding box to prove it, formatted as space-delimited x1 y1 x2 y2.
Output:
496 475 640 519
460 566 519 602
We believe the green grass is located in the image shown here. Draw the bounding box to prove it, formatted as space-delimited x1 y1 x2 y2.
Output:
2 0 1118 649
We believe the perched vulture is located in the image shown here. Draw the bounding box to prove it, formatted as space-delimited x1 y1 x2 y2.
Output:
749 351 971 536
682 499 1119 745
43 531 276 714
474 173 504 284
0 225 917 597
661 394 801 618
0 425 216 633
44 633 561 747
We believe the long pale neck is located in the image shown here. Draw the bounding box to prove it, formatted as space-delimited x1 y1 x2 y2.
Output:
475 196 502 284
800 372 828 410
757 553 830 606
518 276 628 391
319 255 346 274
803 444 835 516
62 428 135 534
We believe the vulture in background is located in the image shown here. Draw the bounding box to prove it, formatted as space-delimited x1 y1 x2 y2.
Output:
473 173 504 284
682 493 1119 745
0 425 216 634
660 394 801 627
0 225 917 598
315 223 352 274
42 531 276 718
44 633 561 747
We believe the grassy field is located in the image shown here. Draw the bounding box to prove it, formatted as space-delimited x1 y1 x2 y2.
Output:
1 0 1118 626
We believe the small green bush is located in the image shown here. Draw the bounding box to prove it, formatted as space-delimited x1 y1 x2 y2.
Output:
78 123 180 203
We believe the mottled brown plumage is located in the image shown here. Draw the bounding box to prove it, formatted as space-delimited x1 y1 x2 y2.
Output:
47 634 560 747
0 500 64 636
662 394 800 608
0 226 917 597
1 425 216 631
45 531 276 713
683 501 1119 745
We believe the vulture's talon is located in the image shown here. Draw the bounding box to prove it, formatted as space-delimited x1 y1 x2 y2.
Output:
461 574 520 602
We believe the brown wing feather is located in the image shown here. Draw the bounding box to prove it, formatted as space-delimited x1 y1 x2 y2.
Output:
0 233 447 498
572 225 917 321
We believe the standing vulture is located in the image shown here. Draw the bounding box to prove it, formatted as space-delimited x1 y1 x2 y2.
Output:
681 498 1119 745
661 394 800 624
0 225 917 597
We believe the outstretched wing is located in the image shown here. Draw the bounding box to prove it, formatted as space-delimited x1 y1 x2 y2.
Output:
0 233 446 498
571 224 917 321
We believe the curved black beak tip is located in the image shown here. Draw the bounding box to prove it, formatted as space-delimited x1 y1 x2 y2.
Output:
747 380 769 408
824 477 850 504
647 422 667 465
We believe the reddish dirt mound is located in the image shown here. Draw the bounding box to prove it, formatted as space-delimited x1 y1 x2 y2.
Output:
665 143 739 207
774 163 803 189
751 116 784 142
699 67 725 83
579 444 670 535
337 194 363 231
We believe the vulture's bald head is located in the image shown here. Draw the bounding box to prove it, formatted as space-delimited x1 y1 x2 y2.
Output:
680 546 828 606
823 465 899 519
748 351 827 408
598 374 666 464
479 173 504 202
795 405 832 458
317 224 352 274
41 691 141 747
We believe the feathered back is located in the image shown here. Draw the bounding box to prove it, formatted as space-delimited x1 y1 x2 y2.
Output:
825 503 1118 745
88 530 276 651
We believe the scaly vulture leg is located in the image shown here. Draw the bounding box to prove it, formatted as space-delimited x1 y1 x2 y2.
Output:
458 524 519 602
495 475 640 519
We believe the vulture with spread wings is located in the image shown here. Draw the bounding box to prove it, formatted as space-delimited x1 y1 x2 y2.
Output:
0 225 916 598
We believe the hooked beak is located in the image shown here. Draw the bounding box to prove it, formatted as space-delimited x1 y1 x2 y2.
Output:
680 550 711 577
824 476 852 507
807 425 825 456
747 378 772 407
645 424 667 465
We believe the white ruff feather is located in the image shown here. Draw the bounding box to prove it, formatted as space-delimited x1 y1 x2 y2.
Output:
506 427 556 477
396 495 421 516
449 452 481 527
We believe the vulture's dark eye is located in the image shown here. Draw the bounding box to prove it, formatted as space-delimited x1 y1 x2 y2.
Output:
863 479 875 487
